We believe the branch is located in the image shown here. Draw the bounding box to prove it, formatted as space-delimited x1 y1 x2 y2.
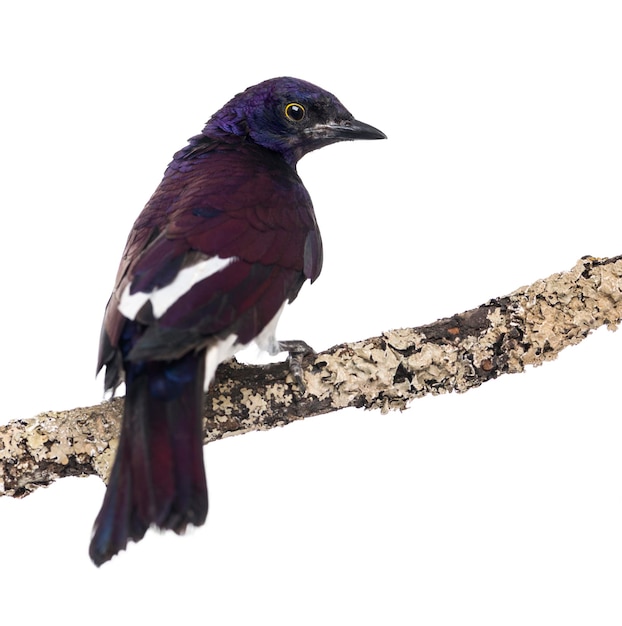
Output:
2 255 621 498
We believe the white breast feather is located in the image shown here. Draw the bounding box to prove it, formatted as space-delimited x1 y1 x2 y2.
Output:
203 304 286 390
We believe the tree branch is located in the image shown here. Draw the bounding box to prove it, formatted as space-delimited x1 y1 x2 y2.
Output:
2 255 621 498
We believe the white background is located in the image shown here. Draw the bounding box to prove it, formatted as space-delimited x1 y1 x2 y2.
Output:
1 1 622 624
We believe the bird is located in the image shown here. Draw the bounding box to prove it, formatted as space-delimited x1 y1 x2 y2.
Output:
90 76 386 566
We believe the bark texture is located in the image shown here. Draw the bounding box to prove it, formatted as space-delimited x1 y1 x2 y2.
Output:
1 255 621 498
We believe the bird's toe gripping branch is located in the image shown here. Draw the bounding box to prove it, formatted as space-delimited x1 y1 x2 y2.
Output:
278 339 316 393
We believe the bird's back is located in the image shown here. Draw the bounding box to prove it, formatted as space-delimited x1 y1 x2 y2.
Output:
98 135 323 392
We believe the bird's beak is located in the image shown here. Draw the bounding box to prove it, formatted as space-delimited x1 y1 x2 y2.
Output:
307 119 387 141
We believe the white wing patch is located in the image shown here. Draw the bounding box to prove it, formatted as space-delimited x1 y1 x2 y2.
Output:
117 255 288 391
118 256 235 320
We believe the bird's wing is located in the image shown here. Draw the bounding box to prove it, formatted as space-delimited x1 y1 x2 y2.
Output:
97 142 323 389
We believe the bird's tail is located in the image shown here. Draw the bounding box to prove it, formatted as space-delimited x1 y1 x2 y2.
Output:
89 349 208 566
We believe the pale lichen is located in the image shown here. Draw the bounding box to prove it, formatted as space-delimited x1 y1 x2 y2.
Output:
1 255 621 498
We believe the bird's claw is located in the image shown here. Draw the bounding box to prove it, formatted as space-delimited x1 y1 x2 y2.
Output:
279 340 315 394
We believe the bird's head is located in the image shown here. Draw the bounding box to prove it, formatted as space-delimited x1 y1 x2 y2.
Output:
203 77 386 165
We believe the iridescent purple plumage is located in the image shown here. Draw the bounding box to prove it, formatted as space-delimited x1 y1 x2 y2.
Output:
90 77 385 566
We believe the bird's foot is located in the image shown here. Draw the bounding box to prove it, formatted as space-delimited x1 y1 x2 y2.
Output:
278 340 315 394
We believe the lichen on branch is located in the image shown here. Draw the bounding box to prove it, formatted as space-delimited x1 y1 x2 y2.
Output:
1 255 621 499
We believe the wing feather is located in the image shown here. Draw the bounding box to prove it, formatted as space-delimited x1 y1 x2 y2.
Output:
98 141 321 389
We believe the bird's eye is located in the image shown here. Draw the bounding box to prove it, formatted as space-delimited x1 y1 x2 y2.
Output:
284 102 306 122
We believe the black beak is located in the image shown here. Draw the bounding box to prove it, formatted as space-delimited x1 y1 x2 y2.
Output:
307 118 387 141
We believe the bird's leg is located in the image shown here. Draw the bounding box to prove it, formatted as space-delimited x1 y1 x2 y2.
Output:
278 340 315 393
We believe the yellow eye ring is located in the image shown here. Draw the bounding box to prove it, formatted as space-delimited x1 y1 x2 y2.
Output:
284 102 306 122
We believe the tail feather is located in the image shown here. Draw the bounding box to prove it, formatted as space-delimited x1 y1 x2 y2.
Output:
89 349 208 566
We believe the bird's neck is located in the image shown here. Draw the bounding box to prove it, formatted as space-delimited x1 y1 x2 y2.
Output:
200 118 303 170
175 131 300 173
